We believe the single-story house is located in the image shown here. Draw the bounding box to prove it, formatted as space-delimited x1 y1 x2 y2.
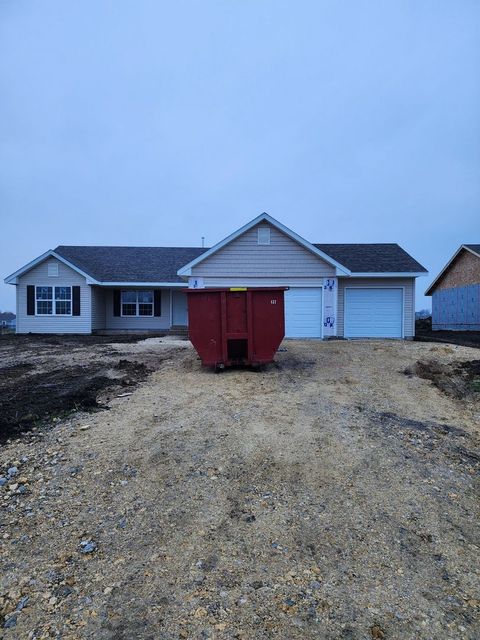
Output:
0 311 16 329
4 213 427 339
425 244 480 331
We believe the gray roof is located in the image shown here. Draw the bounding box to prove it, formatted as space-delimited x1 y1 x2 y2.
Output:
54 241 426 283
465 244 480 256
55 246 208 283
315 243 427 273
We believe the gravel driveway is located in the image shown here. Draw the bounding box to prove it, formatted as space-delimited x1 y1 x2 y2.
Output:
0 337 479 639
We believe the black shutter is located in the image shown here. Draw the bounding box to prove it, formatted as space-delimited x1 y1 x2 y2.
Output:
72 286 81 316
27 285 35 315
113 290 121 316
154 290 161 316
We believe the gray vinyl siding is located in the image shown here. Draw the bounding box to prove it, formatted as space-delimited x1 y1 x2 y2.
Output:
91 286 106 331
192 223 335 278
16 259 91 334
337 277 416 338
104 288 171 330
199 277 328 288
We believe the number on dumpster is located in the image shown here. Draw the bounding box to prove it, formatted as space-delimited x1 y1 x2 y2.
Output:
271 299 276 304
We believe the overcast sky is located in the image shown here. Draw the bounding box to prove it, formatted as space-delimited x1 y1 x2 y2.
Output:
1 1 479 312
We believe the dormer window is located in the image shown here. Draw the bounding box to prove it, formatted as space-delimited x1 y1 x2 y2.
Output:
257 227 271 245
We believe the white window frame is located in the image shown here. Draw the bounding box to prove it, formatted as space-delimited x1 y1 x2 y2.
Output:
47 263 59 277
257 227 271 245
35 285 72 316
121 290 154 317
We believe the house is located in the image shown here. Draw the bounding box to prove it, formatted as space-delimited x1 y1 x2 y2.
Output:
425 244 480 331
4 213 427 339
0 311 16 329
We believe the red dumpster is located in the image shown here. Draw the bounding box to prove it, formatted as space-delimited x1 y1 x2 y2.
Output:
186 287 286 369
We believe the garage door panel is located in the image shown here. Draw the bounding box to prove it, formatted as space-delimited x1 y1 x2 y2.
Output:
285 288 322 338
345 288 403 338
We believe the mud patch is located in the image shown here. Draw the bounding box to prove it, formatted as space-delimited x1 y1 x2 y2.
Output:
404 359 480 399
373 411 467 437
0 360 150 443
369 411 479 471
1 362 34 378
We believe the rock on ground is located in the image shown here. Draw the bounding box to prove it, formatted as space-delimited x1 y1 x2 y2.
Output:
0 336 479 639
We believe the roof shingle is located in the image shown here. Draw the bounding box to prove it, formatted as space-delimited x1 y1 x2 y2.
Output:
54 241 426 283
314 243 427 273
55 246 208 283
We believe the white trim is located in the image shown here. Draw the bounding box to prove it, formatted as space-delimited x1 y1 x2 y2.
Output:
465 245 480 259
35 285 73 317
350 272 426 278
4 250 97 285
176 213 351 277
5 250 55 284
343 286 405 339
425 244 479 295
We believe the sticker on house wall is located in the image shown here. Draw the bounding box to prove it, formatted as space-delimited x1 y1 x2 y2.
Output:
188 277 205 289
323 278 337 336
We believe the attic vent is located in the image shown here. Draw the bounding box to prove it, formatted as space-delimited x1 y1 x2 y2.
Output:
257 227 271 245
48 263 59 277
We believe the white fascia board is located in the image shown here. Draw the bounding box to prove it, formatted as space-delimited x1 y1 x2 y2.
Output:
424 244 472 296
95 282 186 287
347 272 428 278
4 250 54 284
4 250 99 285
177 212 351 276
465 245 480 259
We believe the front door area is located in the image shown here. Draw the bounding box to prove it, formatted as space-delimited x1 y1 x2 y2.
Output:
172 290 188 326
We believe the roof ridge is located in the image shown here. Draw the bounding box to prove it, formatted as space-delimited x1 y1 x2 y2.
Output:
314 242 400 246
55 245 209 250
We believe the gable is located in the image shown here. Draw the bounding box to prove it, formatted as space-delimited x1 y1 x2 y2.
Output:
4 249 95 285
430 247 480 293
191 223 336 278
16 257 87 285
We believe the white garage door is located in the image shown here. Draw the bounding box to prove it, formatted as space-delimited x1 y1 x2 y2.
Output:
285 288 322 338
345 288 403 338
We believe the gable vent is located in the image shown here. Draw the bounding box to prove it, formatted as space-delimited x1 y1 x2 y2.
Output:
48 262 59 277
257 227 271 245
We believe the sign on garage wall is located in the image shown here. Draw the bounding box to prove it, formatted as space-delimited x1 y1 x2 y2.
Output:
323 278 337 337
188 277 205 289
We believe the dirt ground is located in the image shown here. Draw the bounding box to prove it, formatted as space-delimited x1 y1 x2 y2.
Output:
0 335 479 639
415 320 480 350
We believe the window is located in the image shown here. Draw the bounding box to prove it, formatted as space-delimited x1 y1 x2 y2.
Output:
36 286 72 315
257 227 271 245
55 286 72 315
121 290 153 316
48 263 59 277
